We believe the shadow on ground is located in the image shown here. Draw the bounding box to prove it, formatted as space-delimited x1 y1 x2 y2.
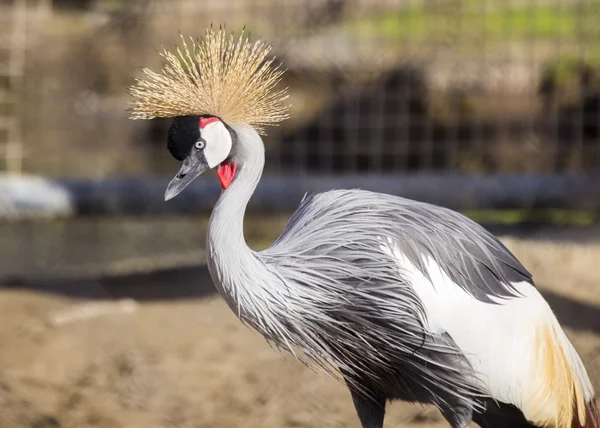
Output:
1 265 215 301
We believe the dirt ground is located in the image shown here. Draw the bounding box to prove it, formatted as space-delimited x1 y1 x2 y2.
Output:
0 237 599 428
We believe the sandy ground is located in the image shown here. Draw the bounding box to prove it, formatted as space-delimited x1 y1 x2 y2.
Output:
0 237 599 428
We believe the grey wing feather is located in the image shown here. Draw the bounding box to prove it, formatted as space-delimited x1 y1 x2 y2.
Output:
267 188 532 302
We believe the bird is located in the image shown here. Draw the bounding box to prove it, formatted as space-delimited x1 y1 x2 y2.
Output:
128 28 599 428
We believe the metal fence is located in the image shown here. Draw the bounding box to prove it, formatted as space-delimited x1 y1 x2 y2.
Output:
2 0 600 281
1 0 600 213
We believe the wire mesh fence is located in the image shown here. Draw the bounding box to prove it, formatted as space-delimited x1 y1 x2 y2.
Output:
0 0 597 179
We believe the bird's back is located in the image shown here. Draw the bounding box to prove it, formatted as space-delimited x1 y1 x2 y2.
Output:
264 188 532 302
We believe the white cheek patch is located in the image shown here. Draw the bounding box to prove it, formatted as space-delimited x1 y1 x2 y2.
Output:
201 121 233 168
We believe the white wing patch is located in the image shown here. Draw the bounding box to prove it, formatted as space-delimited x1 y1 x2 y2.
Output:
379 237 595 427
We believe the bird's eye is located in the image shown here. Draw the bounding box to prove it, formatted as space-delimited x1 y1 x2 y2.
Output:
195 138 206 150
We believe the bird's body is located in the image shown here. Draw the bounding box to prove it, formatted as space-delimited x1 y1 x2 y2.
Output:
129 29 599 428
206 124 597 428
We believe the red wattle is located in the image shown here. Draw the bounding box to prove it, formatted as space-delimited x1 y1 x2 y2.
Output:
217 162 237 190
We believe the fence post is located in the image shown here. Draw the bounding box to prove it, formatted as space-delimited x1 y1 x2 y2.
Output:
0 0 51 176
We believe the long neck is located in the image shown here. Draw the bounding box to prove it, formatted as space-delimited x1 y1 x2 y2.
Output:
209 124 263 251
205 126 313 355
206 124 274 315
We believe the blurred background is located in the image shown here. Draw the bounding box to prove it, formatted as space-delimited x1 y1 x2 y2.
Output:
0 0 599 427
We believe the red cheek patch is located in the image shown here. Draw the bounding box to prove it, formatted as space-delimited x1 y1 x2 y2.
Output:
217 161 237 190
199 116 220 129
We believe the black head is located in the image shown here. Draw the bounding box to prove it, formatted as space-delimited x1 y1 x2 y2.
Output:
167 115 201 161
164 115 236 201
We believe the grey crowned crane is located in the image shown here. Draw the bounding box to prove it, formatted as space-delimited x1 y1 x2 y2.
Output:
129 28 599 428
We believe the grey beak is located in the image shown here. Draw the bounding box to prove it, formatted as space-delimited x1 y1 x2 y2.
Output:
164 154 209 201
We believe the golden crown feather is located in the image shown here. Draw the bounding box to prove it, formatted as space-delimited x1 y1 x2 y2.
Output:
128 27 291 135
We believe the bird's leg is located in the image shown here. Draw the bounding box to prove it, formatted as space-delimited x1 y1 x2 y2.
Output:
437 402 473 428
347 387 386 428
341 369 386 428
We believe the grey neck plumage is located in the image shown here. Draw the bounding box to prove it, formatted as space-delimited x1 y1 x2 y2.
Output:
206 124 282 329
